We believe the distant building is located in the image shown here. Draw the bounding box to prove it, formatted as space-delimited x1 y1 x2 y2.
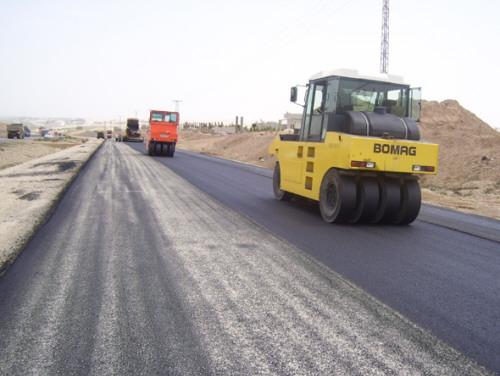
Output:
284 112 302 130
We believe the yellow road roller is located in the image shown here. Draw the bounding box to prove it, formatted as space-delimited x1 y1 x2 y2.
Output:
269 69 438 225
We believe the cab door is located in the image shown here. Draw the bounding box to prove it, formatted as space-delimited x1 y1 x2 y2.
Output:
302 82 327 197
279 86 314 193
409 87 422 121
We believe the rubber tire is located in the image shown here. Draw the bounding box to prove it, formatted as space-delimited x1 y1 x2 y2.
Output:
319 169 357 223
148 143 154 156
393 179 421 225
273 163 290 201
372 177 402 224
168 143 176 157
350 177 380 223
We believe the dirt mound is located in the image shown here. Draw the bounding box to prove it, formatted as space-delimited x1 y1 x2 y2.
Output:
178 131 276 168
0 123 6 138
420 100 500 189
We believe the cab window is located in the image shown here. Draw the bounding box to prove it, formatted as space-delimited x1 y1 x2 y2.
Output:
151 113 164 122
301 83 326 141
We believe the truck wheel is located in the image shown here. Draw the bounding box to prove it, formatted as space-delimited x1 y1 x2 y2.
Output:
168 143 176 157
273 163 290 201
349 177 379 223
372 177 401 223
148 143 154 156
319 169 357 223
393 179 421 225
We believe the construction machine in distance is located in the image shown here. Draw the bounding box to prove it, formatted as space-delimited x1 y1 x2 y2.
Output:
145 110 178 157
123 118 143 142
269 69 439 225
7 123 25 139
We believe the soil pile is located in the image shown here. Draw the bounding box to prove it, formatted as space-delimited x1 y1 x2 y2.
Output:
420 100 500 191
178 131 276 168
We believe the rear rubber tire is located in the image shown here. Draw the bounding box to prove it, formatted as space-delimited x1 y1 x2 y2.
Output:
273 163 290 201
394 179 421 225
372 177 402 224
350 177 380 223
319 169 357 223
168 143 176 157
148 143 154 156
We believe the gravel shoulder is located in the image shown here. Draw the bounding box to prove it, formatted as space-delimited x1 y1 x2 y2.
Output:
0 139 103 273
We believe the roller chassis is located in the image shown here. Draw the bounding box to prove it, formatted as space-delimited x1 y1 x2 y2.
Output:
271 70 438 225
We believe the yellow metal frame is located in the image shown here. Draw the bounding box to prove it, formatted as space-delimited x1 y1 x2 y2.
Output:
269 131 439 201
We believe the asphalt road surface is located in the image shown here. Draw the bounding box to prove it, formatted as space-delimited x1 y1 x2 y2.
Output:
0 141 495 375
128 142 500 374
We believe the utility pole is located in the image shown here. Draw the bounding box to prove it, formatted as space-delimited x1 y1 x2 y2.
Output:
380 0 390 73
173 99 182 113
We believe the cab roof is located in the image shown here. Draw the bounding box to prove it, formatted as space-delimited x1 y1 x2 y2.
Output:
309 68 406 85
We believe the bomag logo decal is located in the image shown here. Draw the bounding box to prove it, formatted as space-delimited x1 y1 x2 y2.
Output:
374 143 416 156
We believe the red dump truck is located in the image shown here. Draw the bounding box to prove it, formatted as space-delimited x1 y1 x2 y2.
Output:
145 110 179 157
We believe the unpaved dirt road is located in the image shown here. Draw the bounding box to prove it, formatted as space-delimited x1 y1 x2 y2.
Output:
0 141 493 375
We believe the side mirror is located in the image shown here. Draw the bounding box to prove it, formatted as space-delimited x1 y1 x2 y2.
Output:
290 87 298 103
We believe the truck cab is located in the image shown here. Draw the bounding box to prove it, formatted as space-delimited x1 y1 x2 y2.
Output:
7 123 25 139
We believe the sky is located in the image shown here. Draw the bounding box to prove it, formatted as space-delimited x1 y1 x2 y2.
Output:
1 0 499 128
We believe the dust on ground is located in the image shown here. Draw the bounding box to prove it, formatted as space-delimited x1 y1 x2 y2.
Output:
178 100 500 220
0 138 83 170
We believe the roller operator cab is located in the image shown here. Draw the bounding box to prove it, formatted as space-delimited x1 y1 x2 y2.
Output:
145 110 178 157
269 69 439 225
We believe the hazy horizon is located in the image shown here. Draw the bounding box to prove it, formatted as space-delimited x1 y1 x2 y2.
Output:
1 0 499 128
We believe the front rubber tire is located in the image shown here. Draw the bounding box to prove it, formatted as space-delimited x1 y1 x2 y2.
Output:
273 163 290 201
319 169 357 223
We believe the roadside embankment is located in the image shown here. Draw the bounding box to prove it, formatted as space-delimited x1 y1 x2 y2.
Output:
0 138 83 170
0 139 103 273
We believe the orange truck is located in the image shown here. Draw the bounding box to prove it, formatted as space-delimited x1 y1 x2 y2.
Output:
145 110 179 156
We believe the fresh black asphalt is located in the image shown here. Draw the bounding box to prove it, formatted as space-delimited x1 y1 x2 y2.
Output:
126 144 500 374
